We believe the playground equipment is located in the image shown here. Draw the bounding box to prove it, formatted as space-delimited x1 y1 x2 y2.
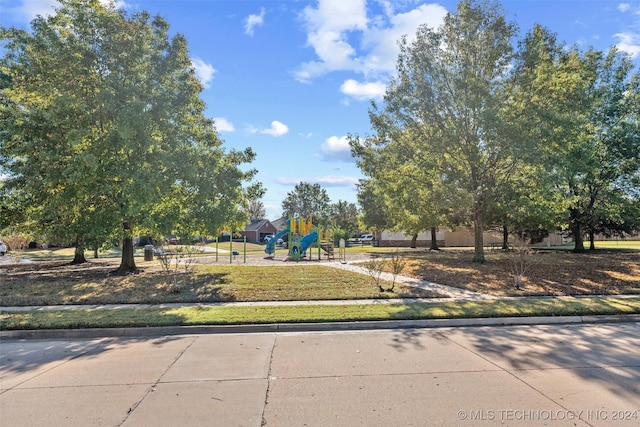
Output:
265 216 334 261
264 221 291 256
287 216 318 261
214 235 247 263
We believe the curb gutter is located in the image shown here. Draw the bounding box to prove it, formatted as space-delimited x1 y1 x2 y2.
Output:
2 314 639 340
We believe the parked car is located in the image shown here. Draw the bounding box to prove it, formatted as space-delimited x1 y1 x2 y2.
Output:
263 235 275 243
0 241 6 255
360 234 374 242
277 238 286 247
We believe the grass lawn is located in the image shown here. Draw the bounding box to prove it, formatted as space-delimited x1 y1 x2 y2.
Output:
2 297 639 330
540 240 640 250
1 244 639 330
0 262 439 306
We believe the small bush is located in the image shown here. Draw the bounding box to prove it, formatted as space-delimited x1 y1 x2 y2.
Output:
156 245 202 291
388 252 407 292
2 234 29 263
509 238 532 290
364 257 388 292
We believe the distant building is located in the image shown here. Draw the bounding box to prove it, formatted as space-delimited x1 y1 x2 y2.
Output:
271 217 288 231
240 219 277 243
379 230 446 247
378 229 573 248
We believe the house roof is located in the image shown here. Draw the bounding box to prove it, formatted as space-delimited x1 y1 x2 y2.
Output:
245 219 272 231
271 217 288 230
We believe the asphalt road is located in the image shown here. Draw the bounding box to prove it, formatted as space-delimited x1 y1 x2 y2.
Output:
1 322 639 426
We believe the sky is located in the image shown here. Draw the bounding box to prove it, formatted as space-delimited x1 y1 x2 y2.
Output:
1 0 640 220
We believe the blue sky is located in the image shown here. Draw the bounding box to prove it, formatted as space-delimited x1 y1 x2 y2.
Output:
2 0 640 220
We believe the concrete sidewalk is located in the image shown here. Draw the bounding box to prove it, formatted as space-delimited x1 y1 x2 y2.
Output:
2 323 639 426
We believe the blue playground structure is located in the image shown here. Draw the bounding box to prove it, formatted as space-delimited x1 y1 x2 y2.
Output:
264 222 291 255
265 216 331 261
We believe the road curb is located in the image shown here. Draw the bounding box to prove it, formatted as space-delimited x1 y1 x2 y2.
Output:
2 314 639 340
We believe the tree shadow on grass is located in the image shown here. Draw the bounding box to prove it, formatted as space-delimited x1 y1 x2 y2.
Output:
0 269 235 305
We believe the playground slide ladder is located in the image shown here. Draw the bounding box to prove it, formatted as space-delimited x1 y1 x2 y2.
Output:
320 234 334 259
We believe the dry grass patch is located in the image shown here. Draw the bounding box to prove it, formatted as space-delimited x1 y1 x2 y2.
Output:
393 249 640 297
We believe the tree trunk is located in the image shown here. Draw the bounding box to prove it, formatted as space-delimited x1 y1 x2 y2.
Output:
117 222 137 273
473 206 485 263
430 227 440 250
572 222 585 253
589 230 596 250
410 233 417 249
94 248 99 258
502 224 509 250
72 243 87 264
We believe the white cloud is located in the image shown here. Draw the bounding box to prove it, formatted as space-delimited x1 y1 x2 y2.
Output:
106 0 129 9
275 175 359 187
213 117 235 133
618 3 632 13
295 0 368 82
245 7 266 36
320 135 355 162
191 58 216 89
340 79 386 101
360 3 448 76
614 32 640 58
295 1 447 82
261 121 289 137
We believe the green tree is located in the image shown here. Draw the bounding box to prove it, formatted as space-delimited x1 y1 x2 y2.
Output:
328 200 359 240
281 182 331 224
521 38 640 252
355 0 520 262
355 178 393 233
351 128 455 249
573 51 639 251
586 189 640 249
0 0 259 271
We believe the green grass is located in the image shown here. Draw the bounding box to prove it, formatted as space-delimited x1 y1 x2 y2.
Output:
2 243 638 331
534 240 640 251
206 241 266 254
2 297 638 330
0 264 440 306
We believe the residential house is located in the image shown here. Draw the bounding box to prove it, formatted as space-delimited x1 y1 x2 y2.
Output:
240 219 277 244
271 217 288 231
378 230 446 247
